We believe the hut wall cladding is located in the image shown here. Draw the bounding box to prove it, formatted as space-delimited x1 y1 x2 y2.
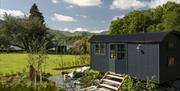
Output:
127 44 160 83
160 34 180 83
89 31 180 84
90 43 109 72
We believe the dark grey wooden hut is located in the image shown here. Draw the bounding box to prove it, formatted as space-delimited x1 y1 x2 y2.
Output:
89 31 180 84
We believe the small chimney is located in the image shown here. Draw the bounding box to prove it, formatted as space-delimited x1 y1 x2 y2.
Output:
142 27 147 33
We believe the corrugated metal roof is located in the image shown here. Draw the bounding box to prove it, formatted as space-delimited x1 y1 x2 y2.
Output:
89 31 180 43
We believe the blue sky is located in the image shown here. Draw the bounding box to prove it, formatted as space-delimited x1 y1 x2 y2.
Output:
0 0 180 33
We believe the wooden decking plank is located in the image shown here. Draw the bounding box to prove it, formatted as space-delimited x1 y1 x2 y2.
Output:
109 72 125 77
100 84 118 90
103 79 121 85
97 87 113 91
106 74 125 80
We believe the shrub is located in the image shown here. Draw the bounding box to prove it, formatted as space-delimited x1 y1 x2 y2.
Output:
79 69 102 87
120 75 157 91
0 73 64 91
121 76 135 91
146 76 157 91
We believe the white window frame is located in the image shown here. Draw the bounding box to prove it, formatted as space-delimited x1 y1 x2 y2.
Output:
95 43 106 55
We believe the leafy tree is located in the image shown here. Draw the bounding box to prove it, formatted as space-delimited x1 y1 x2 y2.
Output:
161 2 180 31
3 15 48 52
109 1 180 34
109 17 124 35
2 3 53 53
29 3 44 24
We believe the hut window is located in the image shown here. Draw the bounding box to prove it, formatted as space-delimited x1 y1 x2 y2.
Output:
110 44 116 59
168 57 176 66
117 44 125 60
95 43 105 55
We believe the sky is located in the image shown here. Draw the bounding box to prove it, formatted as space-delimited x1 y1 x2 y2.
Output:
0 0 180 33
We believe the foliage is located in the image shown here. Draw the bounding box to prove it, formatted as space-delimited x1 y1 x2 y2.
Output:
121 76 135 91
79 69 102 87
120 75 157 91
1 3 53 53
109 2 180 35
0 23 10 51
68 38 90 54
79 54 90 65
29 3 45 24
109 17 124 35
2 15 51 53
146 76 157 91
0 73 64 91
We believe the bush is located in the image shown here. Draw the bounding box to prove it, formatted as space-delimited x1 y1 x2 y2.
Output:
120 75 157 91
79 69 102 87
121 76 135 91
146 76 157 91
0 73 64 91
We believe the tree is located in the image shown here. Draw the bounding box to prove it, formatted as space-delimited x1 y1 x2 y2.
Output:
109 17 124 35
29 3 44 24
123 10 152 33
161 2 180 31
2 3 53 52
3 15 48 52
108 1 180 35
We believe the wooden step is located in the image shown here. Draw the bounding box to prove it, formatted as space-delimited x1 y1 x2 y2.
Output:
106 74 125 80
103 79 121 85
97 87 113 91
100 84 118 90
109 72 125 77
83 86 97 91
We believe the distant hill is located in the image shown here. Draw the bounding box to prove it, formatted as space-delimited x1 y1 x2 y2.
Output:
100 31 108 34
60 31 96 37
48 29 108 45
47 29 66 41
48 29 107 38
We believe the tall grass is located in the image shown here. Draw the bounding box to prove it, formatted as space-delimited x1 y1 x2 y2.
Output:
0 53 90 75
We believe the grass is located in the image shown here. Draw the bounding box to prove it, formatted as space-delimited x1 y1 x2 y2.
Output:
0 53 89 75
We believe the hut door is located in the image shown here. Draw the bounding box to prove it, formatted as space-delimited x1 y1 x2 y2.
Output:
109 44 127 73
116 44 127 73
109 44 116 72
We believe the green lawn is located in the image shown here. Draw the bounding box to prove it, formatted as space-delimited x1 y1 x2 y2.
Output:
0 53 89 75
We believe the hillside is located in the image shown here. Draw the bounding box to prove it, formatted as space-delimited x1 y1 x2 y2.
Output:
48 29 107 39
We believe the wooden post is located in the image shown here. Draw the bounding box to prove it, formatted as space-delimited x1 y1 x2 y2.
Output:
34 71 37 90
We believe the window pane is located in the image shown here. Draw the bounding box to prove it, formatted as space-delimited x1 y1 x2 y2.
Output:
117 44 125 60
95 44 99 54
168 57 176 66
95 43 105 55
110 44 116 59
100 44 105 54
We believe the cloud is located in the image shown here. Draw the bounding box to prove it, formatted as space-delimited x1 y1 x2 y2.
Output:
110 0 145 10
51 13 77 22
62 27 106 33
63 0 102 7
90 29 106 33
76 14 87 18
148 0 180 8
113 15 125 20
52 0 60 4
62 27 88 33
0 9 25 20
110 0 180 10
66 5 74 8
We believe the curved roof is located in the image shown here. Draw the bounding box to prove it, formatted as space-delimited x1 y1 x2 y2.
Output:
89 31 180 43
